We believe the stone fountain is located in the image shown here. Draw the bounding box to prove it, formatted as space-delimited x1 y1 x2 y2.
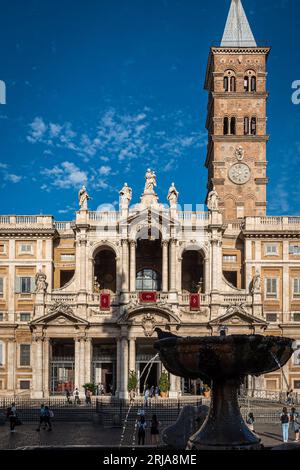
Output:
154 329 295 450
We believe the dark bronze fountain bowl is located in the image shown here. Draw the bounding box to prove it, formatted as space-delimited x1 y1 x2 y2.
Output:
154 330 295 450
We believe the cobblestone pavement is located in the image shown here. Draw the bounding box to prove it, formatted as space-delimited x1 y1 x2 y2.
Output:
0 422 300 450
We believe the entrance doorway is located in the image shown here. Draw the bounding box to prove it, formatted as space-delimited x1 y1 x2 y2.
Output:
138 362 159 394
92 362 115 394
50 339 75 395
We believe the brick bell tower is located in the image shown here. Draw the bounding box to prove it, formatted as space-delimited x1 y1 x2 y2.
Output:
204 0 270 220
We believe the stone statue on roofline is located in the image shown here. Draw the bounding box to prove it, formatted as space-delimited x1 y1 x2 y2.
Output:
35 270 48 294
144 169 157 193
167 182 179 207
207 187 220 211
119 182 132 207
78 185 91 210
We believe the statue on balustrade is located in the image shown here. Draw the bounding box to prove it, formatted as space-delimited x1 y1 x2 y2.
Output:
144 169 157 193
93 276 101 293
167 182 179 207
251 270 261 294
119 182 132 207
207 187 219 211
35 270 48 294
78 185 91 210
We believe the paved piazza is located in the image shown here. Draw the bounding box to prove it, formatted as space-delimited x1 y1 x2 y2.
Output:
0 422 296 450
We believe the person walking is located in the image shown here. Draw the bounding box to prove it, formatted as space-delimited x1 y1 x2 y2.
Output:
44 406 53 431
150 414 161 446
137 415 147 445
149 386 154 399
280 407 290 443
246 413 255 433
290 407 300 442
66 389 71 404
36 404 46 431
7 403 17 433
154 386 159 398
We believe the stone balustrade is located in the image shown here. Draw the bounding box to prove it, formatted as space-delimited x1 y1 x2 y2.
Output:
244 216 300 231
0 215 54 227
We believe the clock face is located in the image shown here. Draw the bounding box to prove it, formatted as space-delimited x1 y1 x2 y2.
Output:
228 163 251 185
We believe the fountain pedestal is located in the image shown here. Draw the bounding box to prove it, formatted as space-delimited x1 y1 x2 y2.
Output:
188 378 261 450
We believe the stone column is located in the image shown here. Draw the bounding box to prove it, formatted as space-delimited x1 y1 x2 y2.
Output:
129 240 136 293
282 240 290 323
169 373 178 398
116 338 121 395
7 338 16 393
8 240 15 323
211 239 221 292
43 338 50 397
204 257 210 293
32 337 44 398
74 338 81 390
162 240 169 292
115 255 121 293
79 239 87 292
79 338 86 392
85 338 92 385
120 337 129 399
169 239 177 291
128 337 136 373
121 240 129 292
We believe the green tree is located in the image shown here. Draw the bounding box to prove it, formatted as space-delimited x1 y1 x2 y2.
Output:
159 371 170 393
128 370 138 392
83 383 97 395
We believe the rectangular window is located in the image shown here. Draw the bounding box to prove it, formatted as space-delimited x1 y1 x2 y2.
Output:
20 313 31 322
294 381 300 389
266 313 277 323
294 313 300 322
20 244 32 253
61 254 75 262
0 244 5 254
265 278 278 299
293 342 300 365
20 380 30 390
0 313 4 321
265 244 278 256
223 255 237 263
20 344 30 366
0 278 3 297
290 245 300 255
293 278 300 298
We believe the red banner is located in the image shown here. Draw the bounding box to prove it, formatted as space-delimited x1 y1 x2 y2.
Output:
100 292 110 310
139 291 157 303
190 293 200 311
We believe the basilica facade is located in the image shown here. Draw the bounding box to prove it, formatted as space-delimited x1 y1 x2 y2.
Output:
1 0 300 399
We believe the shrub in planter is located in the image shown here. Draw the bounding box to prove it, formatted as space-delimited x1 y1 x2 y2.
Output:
83 383 97 395
159 371 170 397
128 370 138 392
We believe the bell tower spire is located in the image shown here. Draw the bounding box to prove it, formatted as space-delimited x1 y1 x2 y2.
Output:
204 1 270 221
221 0 257 47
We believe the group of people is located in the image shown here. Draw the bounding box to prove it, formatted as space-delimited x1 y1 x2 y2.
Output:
280 406 300 443
5 402 53 433
65 388 92 405
137 413 161 446
143 386 160 406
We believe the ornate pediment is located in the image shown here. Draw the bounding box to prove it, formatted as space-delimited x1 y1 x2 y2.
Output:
31 308 89 327
209 304 267 329
118 305 180 336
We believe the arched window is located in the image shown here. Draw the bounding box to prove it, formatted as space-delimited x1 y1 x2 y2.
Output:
223 117 229 135
230 117 236 135
244 117 257 135
224 70 236 92
136 269 161 291
244 70 256 92
251 117 257 135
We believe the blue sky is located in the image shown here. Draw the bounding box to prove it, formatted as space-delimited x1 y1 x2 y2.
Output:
0 0 299 219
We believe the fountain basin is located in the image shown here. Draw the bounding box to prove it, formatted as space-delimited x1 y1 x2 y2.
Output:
154 332 295 450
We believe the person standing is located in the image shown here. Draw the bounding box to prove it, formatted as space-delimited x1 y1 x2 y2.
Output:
150 414 161 446
290 407 300 442
137 415 147 445
280 407 290 443
246 413 255 433
66 389 71 404
144 388 150 408
85 389 92 405
7 403 17 433
74 388 80 405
